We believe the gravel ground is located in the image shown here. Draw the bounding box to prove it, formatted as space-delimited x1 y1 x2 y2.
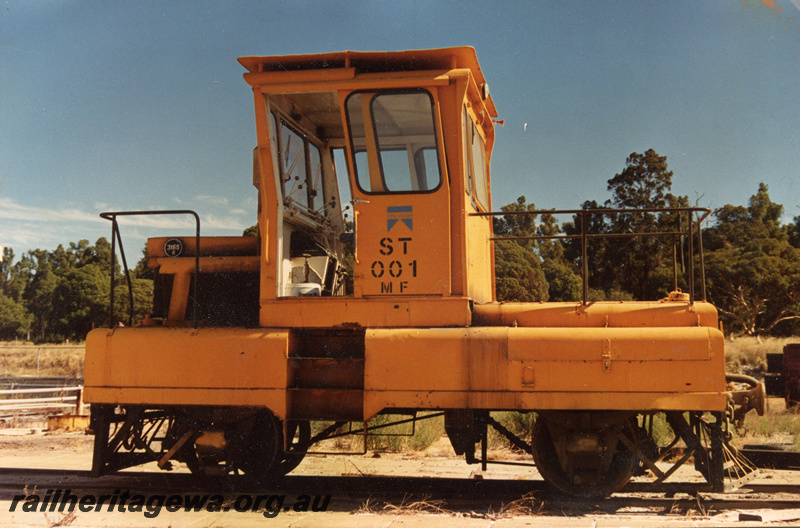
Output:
2 429 800 527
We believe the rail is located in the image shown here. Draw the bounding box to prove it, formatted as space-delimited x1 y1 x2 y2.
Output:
99 210 200 328
473 206 712 304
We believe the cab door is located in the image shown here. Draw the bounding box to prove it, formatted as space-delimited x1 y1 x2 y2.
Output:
344 89 451 297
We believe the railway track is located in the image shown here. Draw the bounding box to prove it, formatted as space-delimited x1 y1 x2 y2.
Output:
1 468 798 516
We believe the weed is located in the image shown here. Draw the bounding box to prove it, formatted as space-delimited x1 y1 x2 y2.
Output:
308 414 444 453
366 413 443 452
640 413 675 447
357 494 451 515
489 492 542 519
489 411 535 450
740 404 800 439
356 496 379 513
44 512 76 527
380 494 451 515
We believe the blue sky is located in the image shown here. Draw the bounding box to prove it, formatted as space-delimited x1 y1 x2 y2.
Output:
2 1 799 258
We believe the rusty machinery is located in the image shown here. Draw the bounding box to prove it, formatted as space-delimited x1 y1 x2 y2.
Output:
85 48 764 497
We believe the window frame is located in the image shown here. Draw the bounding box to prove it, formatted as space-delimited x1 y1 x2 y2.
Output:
271 110 327 215
345 88 444 196
463 106 490 211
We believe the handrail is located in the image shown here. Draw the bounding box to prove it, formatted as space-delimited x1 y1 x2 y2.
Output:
99 210 201 328
473 207 712 304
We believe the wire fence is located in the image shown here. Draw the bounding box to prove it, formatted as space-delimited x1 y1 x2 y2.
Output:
0 345 84 378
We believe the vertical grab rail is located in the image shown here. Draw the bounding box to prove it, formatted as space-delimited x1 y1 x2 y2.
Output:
687 211 695 303
580 210 588 304
99 210 201 329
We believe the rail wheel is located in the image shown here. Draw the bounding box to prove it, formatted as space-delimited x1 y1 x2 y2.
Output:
532 412 640 498
163 408 281 478
166 409 312 480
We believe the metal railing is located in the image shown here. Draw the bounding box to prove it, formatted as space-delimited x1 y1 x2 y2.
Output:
100 210 200 328
0 384 83 415
474 207 712 304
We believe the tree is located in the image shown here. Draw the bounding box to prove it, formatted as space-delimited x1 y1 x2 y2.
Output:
705 183 800 335
1 248 32 303
562 150 689 300
0 293 32 340
1 238 126 342
132 243 156 280
493 196 538 250
536 211 582 301
0 247 13 287
494 240 548 302
24 259 60 341
114 277 154 327
493 197 550 302
606 149 673 210
786 216 800 249
0 237 161 342
51 264 108 340
563 200 614 297
604 149 688 299
541 259 582 302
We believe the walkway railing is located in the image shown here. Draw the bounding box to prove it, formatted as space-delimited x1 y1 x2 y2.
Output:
474 206 712 304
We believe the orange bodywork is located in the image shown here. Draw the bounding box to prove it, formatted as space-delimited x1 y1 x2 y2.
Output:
84 47 729 424
363 325 726 418
86 327 290 415
85 306 726 419
473 300 720 328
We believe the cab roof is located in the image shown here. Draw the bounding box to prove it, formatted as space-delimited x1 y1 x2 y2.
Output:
238 47 497 117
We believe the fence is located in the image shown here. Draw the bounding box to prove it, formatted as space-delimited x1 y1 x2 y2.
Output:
0 385 83 416
0 376 85 418
0 345 84 378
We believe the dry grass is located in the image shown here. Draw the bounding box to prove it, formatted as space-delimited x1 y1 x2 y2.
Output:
362 411 536 454
356 492 544 519
357 494 452 515
489 492 543 519
0 343 85 378
725 335 797 377
736 397 800 451
309 415 445 454
366 413 444 452
44 511 77 527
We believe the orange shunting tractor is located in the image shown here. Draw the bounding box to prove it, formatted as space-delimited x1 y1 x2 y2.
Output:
85 47 764 497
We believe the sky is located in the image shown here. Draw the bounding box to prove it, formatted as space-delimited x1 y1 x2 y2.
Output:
2 0 799 260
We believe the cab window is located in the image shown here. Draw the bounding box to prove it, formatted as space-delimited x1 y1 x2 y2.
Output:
462 108 473 200
464 111 489 210
271 115 325 213
346 90 442 194
280 120 309 209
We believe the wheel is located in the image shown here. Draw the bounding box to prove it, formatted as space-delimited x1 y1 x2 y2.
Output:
166 409 282 478
165 410 308 480
532 414 639 498
230 410 282 476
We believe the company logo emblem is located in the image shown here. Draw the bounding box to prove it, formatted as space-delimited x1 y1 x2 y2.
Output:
387 206 413 231
163 238 184 257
